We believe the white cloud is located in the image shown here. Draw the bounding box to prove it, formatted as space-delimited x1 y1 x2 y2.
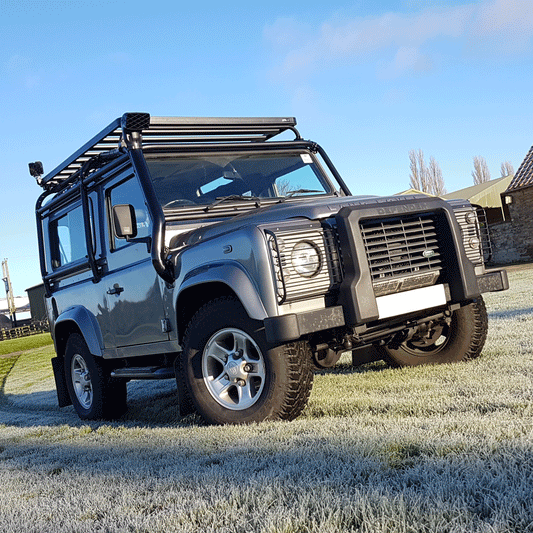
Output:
473 0 533 53
382 46 433 78
263 17 311 50
264 0 533 81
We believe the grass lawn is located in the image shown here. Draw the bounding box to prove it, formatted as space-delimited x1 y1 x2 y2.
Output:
0 269 532 532
0 332 53 356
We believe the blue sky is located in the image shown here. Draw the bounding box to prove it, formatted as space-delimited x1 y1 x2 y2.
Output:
1 0 533 297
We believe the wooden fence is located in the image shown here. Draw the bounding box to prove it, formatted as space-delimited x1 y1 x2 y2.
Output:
0 322 49 341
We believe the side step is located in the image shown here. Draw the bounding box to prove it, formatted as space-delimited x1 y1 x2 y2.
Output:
110 366 175 380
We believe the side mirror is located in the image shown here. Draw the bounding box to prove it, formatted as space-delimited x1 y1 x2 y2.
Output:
112 204 137 239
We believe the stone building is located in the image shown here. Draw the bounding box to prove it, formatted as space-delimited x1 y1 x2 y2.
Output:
489 147 533 264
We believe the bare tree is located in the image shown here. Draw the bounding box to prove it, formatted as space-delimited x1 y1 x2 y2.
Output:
500 161 514 178
409 149 421 190
427 156 446 195
276 178 293 196
409 149 446 195
472 156 491 185
409 149 427 191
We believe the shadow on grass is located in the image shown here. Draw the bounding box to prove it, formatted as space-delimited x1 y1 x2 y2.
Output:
1 411 533 533
488 306 533 320
0 377 204 430
315 359 391 377
2 362 388 428
1 357 395 429
0 354 21 404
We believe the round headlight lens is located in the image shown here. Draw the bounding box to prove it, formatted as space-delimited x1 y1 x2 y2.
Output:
291 241 321 278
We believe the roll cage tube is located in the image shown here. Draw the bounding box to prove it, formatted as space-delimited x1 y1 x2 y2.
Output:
129 150 174 284
310 142 351 196
142 140 352 198
34 113 348 289
35 153 131 296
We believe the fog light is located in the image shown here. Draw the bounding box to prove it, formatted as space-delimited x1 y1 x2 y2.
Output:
465 212 477 225
469 237 480 249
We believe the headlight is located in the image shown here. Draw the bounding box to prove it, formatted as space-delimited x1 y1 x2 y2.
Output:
266 226 342 304
291 241 321 278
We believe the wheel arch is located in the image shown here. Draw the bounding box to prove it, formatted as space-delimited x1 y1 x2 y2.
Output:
175 263 268 343
176 282 248 345
54 306 104 360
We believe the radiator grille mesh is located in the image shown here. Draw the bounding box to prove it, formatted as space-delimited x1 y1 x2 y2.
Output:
360 215 443 296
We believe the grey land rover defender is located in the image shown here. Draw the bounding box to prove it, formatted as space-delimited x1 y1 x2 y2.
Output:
31 113 508 424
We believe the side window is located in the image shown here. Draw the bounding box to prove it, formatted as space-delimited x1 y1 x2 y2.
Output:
49 203 88 269
108 176 151 250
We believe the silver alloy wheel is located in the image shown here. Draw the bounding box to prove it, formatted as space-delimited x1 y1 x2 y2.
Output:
202 328 266 410
71 353 93 410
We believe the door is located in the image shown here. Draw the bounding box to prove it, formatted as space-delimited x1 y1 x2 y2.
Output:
102 170 169 348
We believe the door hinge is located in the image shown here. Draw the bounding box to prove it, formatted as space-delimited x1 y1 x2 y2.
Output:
161 318 172 333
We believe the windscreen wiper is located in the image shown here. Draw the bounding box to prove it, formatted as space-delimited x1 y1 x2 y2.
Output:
205 195 263 211
277 189 324 203
286 189 322 197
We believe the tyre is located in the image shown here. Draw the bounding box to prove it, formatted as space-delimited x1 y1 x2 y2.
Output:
179 296 314 425
378 297 488 367
64 334 127 420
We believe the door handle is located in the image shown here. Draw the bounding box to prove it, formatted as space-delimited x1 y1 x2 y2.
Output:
107 284 124 295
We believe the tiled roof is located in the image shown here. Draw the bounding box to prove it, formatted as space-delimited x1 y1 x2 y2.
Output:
507 145 533 191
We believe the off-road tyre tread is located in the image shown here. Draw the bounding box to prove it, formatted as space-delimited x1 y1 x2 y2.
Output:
461 297 488 362
174 349 197 417
379 296 489 367
65 334 127 421
278 341 314 421
180 296 314 424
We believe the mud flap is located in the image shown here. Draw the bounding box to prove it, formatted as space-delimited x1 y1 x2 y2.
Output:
173 355 196 417
51 356 72 408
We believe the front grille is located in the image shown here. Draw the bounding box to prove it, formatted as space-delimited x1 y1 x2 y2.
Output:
360 214 443 296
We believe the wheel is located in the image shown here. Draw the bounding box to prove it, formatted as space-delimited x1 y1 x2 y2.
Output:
179 296 314 424
64 334 127 420
378 297 488 367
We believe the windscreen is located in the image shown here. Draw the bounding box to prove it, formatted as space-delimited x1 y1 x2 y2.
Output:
145 152 335 209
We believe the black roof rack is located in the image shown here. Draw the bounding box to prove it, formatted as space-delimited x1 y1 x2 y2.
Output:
36 113 300 189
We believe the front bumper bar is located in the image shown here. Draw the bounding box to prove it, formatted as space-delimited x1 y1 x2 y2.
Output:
264 268 508 344
264 306 345 344
477 268 508 293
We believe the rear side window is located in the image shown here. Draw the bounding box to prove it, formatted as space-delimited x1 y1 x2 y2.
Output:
49 203 89 269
